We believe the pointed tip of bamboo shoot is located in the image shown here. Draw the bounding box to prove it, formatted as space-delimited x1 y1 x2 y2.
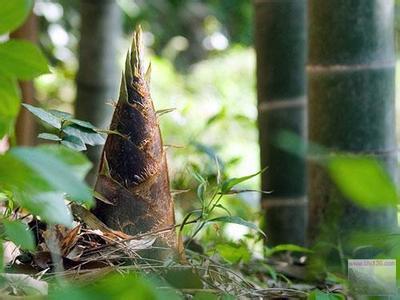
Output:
130 25 144 78
135 24 142 35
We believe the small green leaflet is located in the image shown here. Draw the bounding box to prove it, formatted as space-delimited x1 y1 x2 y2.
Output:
23 104 105 148
214 204 231 215
63 125 105 146
191 170 207 184
196 182 207 203
38 133 62 141
265 244 313 256
307 290 345 300
206 107 227 126
3 219 35 251
220 168 267 194
47 110 73 120
216 242 251 264
156 107 176 117
61 134 87 151
67 119 96 129
23 104 62 129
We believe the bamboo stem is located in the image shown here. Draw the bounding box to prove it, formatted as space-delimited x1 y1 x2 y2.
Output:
254 0 307 246
307 0 397 263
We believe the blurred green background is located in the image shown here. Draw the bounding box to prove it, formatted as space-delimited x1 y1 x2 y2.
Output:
26 0 400 246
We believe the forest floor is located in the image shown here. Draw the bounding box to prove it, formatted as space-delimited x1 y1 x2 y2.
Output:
2 204 346 299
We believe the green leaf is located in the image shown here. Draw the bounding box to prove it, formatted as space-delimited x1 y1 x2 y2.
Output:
38 145 92 180
0 76 20 117
63 125 105 146
266 244 313 256
221 295 235 300
20 192 73 226
214 204 231 215
0 40 49 80
38 133 62 141
68 119 97 130
23 104 62 129
61 135 87 151
263 264 278 281
196 182 207 203
207 216 266 237
328 156 398 209
206 107 227 126
191 170 207 184
163 268 203 289
192 142 224 168
49 273 179 300
11 146 93 205
24 106 101 148
0 153 73 226
193 292 219 300
47 110 97 130
0 153 51 195
47 110 73 120
216 242 251 264
221 168 266 194
0 76 20 137
308 290 345 300
0 0 32 35
156 108 176 117
3 219 35 251
275 130 308 158
0 116 15 140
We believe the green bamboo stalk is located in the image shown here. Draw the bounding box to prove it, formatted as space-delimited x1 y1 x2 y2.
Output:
308 0 397 260
254 0 307 246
